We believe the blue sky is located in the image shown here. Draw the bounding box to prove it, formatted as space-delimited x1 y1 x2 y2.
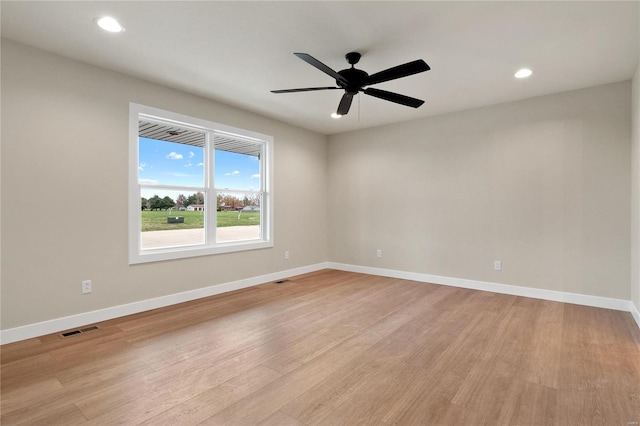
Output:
139 137 260 199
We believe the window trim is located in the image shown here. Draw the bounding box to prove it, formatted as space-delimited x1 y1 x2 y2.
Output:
129 103 273 264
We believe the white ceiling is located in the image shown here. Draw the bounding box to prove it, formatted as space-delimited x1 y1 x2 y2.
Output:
2 1 638 135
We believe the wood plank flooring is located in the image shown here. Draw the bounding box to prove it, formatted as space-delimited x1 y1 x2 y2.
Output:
1 269 639 425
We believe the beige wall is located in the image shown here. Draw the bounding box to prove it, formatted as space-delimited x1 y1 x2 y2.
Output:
632 63 640 311
1 40 328 330
328 82 632 300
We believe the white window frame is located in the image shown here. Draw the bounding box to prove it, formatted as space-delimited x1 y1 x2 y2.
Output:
129 103 273 264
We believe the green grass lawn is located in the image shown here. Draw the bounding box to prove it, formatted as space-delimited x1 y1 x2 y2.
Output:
141 210 260 232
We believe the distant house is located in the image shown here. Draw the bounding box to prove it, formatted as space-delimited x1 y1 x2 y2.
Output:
187 204 204 211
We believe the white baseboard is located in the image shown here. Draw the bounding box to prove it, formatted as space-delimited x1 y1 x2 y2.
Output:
0 262 329 345
3 261 637 344
631 301 640 330
328 262 635 314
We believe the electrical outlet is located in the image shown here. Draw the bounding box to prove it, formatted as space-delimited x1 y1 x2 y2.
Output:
284 250 289 260
376 249 382 258
494 261 502 271
82 280 92 294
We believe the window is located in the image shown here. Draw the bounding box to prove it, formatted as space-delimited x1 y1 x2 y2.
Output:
129 103 273 264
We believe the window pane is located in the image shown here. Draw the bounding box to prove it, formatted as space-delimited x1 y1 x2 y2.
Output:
140 189 205 250
214 149 260 191
139 137 204 187
216 192 261 242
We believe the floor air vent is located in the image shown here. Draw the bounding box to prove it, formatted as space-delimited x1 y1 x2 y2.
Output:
60 325 99 338
275 279 289 284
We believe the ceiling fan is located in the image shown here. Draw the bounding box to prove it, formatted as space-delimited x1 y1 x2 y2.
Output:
271 52 430 116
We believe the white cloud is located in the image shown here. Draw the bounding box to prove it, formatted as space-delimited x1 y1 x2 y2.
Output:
139 162 147 171
225 170 240 176
250 174 260 179
184 163 192 168
189 151 195 158
197 162 204 167
166 152 183 160
139 178 159 185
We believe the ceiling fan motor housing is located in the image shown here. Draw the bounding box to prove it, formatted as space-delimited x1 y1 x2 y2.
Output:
337 68 369 94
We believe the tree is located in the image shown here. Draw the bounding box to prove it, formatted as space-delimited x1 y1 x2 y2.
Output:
187 192 205 206
161 196 175 210
149 195 162 210
141 197 149 211
219 194 241 210
247 193 260 207
176 194 187 208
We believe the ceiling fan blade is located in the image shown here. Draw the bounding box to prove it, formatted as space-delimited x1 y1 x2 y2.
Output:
294 53 348 85
337 93 354 115
366 59 430 86
363 88 425 108
271 87 341 93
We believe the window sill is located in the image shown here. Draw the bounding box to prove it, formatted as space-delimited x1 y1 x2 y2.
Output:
129 239 274 264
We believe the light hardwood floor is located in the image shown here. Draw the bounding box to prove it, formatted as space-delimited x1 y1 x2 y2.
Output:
2 269 639 425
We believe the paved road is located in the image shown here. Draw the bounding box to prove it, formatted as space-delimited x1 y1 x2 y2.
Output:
141 226 260 249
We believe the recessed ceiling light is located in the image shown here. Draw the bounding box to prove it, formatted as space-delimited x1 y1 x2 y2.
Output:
331 113 342 119
96 17 124 33
515 68 533 79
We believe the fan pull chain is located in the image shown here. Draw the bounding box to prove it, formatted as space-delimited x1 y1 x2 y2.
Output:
358 93 361 121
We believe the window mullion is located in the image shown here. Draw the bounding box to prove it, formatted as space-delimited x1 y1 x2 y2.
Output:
206 131 217 245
